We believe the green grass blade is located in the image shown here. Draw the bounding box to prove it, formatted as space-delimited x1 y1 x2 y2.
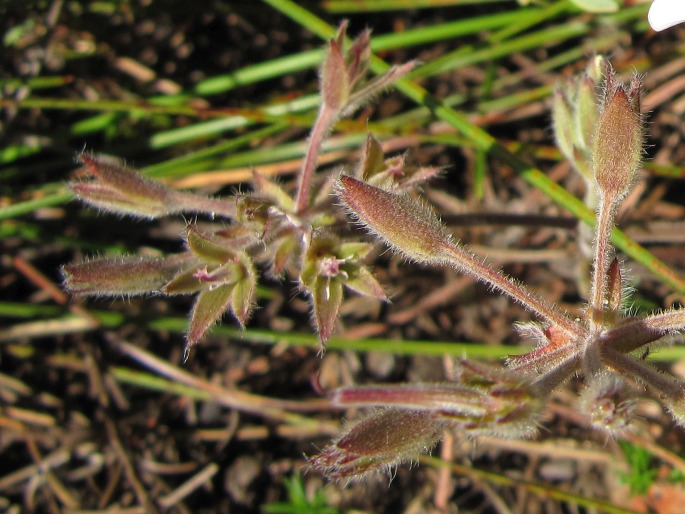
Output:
0 189 73 221
324 0 509 12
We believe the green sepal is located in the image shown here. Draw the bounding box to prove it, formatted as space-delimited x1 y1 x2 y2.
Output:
252 171 294 212
228 252 257 327
339 241 373 260
186 227 235 263
312 276 344 344
271 234 299 276
187 284 233 346
358 134 386 181
552 85 576 165
346 266 387 301
575 75 600 154
163 267 204 295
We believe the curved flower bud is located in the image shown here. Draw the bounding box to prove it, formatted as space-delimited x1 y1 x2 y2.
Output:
62 254 194 297
72 154 176 218
592 66 643 203
309 409 446 481
336 175 452 265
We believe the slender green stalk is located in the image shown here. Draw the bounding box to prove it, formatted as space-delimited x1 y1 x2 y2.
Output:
193 10 530 96
8 306 685 361
141 123 289 178
0 190 73 221
325 0 509 12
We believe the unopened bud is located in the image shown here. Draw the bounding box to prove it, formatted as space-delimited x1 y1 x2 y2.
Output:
73 154 176 218
62 254 192 297
336 175 451 264
309 409 446 481
321 38 349 111
592 67 643 202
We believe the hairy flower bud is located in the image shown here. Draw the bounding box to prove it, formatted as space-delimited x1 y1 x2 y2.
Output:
592 67 643 202
309 409 446 481
321 38 349 111
336 175 452 264
72 154 177 218
72 153 235 219
62 254 193 297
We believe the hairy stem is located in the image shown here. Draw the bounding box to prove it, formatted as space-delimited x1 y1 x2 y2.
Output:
588 196 616 329
531 354 581 397
603 348 683 399
172 191 237 219
440 242 585 339
331 384 486 415
295 105 337 213
602 309 685 354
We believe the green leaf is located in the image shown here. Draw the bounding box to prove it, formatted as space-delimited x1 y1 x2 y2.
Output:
3 19 35 47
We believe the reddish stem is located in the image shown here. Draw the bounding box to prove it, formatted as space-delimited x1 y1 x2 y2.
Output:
295 105 337 213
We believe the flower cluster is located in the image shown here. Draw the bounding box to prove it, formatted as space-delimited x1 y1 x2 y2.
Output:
63 24 422 352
